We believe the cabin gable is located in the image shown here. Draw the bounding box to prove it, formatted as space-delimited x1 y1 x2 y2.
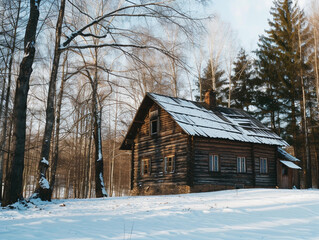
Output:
131 101 191 195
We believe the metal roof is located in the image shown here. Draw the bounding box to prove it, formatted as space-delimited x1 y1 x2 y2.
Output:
277 147 300 162
280 160 302 169
148 92 288 147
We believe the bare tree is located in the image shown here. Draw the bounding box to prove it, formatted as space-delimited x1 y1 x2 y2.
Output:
308 0 319 188
1 0 206 204
58 0 204 197
193 43 205 101
310 0 319 115
207 17 228 91
50 53 68 197
223 32 238 108
32 0 66 201
2 0 41 206
0 0 24 201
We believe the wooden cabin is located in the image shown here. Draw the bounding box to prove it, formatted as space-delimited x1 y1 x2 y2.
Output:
120 91 301 195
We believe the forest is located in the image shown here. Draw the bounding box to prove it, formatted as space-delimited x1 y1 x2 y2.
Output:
0 0 319 207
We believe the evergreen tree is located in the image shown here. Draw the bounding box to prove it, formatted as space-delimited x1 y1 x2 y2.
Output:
256 0 309 144
231 48 255 112
195 59 227 106
255 35 284 135
255 0 312 186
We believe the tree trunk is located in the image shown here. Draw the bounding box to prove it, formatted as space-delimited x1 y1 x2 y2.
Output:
2 0 41 207
228 75 232 108
298 19 311 188
92 51 107 198
0 0 22 202
313 27 319 114
33 0 65 201
49 53 67 196
85 119 93 198
93 105 107 198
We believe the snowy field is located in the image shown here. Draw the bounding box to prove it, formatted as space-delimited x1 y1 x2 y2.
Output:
1 189 319 240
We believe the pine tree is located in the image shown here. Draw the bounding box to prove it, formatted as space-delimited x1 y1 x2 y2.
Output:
256 0 312 187
255 35 284 135
195 59 227 106
231 48 255 112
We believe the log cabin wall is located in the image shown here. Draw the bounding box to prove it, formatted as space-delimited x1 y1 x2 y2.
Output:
131 103 190 195
192 137 277 190
254 144 277 187
277 162 300 188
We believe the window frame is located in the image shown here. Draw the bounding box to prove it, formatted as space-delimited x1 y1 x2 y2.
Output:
141 158 151 176
260 157 268 174
209 154 220 172
150 118 159 135
149 110 159 136
164 155 175 174
237 156 246 173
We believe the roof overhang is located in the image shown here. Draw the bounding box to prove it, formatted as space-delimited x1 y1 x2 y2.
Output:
280 160 301 169
277 147 300 162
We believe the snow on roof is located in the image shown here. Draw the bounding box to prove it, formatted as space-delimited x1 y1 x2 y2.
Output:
280 160 302 169
277 147 300 162
148 93 288 146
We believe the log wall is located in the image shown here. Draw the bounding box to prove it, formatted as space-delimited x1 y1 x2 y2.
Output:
192 137 277 189
132 103 190 195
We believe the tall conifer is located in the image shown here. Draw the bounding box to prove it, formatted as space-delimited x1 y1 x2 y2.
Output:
231 48 255 112
256 0 312 186
196 59 227 106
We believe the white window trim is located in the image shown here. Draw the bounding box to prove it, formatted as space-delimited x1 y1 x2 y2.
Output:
209 154 219 172
260 157 268 174
237 157 246 173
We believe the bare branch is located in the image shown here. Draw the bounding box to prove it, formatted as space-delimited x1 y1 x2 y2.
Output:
61 1 193 47
62 43 175 58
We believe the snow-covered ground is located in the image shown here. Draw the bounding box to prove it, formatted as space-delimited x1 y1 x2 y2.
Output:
1 189 319 239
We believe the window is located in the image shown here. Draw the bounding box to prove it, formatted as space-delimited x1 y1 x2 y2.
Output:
260 158 268 174
150 119 158 135
209 154 219 172
141 158 151 176
150 110 159 135
237 157 246 173
164 156 175 173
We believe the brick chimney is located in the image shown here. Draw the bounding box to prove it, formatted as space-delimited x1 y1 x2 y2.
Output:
204 89 217 108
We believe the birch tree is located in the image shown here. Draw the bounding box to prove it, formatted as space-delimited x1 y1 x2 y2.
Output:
1 0 206 204
32 0 66 201
204 17 232 93
58 0 204 197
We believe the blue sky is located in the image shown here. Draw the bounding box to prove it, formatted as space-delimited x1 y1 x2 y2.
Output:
209 0 308 52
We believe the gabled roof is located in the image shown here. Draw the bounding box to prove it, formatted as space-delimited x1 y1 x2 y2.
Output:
120 92 288 150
